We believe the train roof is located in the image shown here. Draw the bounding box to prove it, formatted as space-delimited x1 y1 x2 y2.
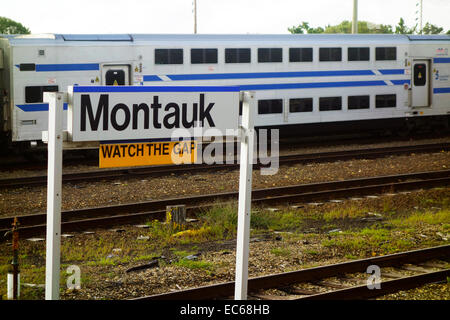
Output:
1 33 449 46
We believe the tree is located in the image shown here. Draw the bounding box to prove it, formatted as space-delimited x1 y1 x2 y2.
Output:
421 22 444 35
0 17 30 34
394 18 416 34
288 22 324 34
289 20 392 34
288 18 448 35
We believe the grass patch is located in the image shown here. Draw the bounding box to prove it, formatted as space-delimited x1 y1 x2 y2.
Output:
173 259 214 272
389 209 450 228
270 247 291 257
323 205 367 221
322 227 415 256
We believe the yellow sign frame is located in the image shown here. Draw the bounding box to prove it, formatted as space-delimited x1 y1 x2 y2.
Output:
99 140 197 168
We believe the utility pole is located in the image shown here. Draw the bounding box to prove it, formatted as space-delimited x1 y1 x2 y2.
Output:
416 0 423 34
193 0 197 34
352 0 358 34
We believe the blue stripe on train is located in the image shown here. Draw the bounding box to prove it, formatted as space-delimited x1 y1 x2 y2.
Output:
434 87 450 94
144 69 406 81
239 80 387 91
16 103 68 112
433 58 450 64
15 64 100 71
165 70 377 81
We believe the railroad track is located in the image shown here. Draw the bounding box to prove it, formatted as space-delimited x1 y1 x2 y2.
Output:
1 169 449 239
0 142 448 189
131 245 450 300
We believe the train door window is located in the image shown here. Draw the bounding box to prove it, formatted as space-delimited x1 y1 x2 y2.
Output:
25 85 59 103
289 98 313 112
105 69 126 85
375 94 396 108
413 63 427 86
225 48 251 63
348 95 370 109
19 63 36 71
319 97 342 111
375 47 396 61
258 48 282 63
191 49 218 64
258 99 283 114
155 49 183 64
348 47 369 61
319 48 342 62
289 48 313 62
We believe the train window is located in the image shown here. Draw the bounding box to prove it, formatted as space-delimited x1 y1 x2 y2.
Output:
348 47 369 61
348 95 370 109
375 47 397 61
105 70 126 85
413 64 426 86
319 97 342 111
191 48 218 64
25 85 59 103
289 98 313 112
155 49 183 64
258 48 282 63
19 63 36 71
258 99 283 114
319 48 342 62
225 48 251 63
376 94 396 108
289 48 313 62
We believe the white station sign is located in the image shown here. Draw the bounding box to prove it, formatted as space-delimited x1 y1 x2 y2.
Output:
67 85 240 142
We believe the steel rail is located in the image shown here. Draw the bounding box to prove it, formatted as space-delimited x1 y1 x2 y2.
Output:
1 170 449 239
298 270 450 300
0 143 448 189
131 244 450 300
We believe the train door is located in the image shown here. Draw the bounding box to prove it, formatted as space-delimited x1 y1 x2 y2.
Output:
101 65 130 85
411 59 430 107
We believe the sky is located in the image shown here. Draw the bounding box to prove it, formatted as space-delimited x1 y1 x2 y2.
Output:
2 0 449 35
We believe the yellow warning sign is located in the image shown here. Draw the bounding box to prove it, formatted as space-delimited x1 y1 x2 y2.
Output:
99 140 197 168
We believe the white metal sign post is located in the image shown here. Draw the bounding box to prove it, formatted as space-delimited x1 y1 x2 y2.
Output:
234 91 255 300
44 92 64 300
43 85 252 300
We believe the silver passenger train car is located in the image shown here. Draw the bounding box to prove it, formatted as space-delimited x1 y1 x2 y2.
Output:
0 33 449 147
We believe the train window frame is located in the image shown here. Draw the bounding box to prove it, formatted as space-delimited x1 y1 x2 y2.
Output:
225 48 251 63
25 85 59 103
289 98 313 113
258 99 283 114
375 94 396 108
348 95 370 110
191 48 218 64
319 96 342 111
413 63 427 86
348 47 370 61
319 47 342 62
105 69 126 86
19 63 36 71
375 47 397 61
289 48 313 62
258 48 283 63
155 49 183 65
